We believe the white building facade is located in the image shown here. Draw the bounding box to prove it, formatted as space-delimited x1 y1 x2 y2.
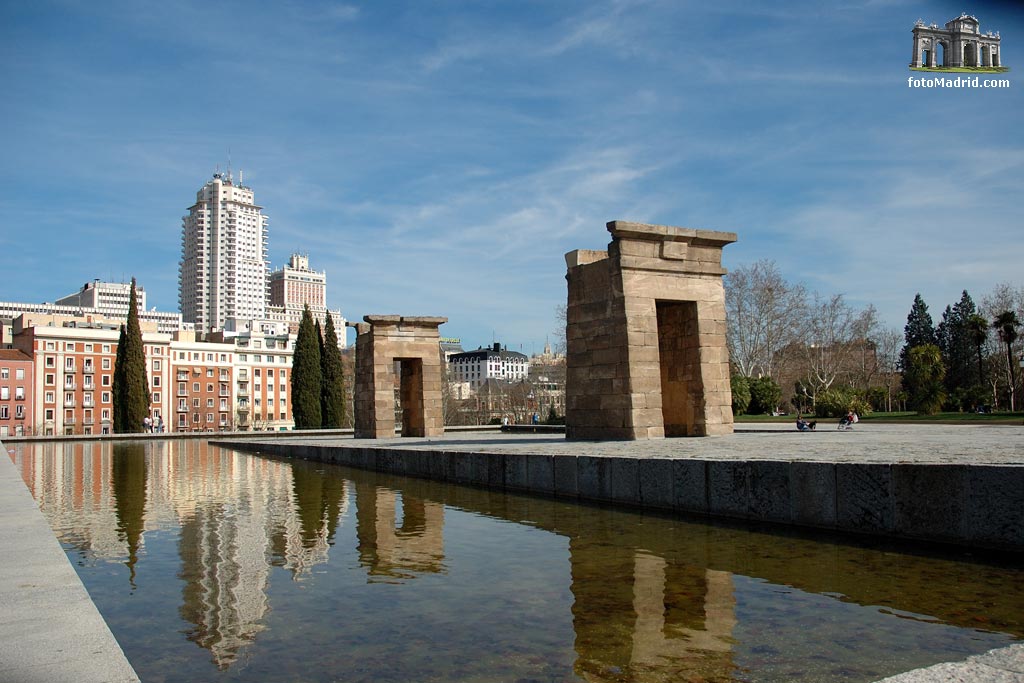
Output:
180 172 269 332
448 343 530 390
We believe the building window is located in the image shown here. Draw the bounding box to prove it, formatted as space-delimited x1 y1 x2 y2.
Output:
103 344 111 353
154 360 161 371
15 405 24 419
152 392 160 403
102 392 111 403
102 375 111 386
0 369 7 380
45 356 55 368
0 406 7 419
102 358 111 370
67 343 75 352
207 368 214 377
85 344 93 352
45 374 55 385
45 409 54 420
193 383 199 392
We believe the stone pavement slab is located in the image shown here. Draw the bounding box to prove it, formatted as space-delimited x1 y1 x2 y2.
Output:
246 422 1024 465
0 442 139 683
875 643 1024 682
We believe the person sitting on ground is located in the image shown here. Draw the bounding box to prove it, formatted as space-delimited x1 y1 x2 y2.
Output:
839 410 856 430
796 414 816 431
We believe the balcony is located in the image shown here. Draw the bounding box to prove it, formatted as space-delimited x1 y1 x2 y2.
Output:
64 399 76 408
64 382 77 391
64 418 76 425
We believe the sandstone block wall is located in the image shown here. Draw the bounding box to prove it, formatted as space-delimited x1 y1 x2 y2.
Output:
565 221 737 439
352 315 447 438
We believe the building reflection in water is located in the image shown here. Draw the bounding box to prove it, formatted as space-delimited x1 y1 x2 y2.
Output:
28 446 1015 682
14 441 352 670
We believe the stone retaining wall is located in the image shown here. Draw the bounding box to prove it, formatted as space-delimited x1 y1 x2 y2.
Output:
213 440 1024 553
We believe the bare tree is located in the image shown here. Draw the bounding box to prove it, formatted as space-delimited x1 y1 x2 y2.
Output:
553 304 567 356
725 260 807 379
874 327 903 412
797 294 871 406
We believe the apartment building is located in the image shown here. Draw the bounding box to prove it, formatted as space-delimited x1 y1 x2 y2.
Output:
0 349 33 437
268 253 346 345
11 315 170 435
448 343 530 390
8 314 295 435
180 172 269 332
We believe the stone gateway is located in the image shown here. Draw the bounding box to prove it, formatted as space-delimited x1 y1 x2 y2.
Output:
351 315 447 438
564 221 736 440
911 14 1002 69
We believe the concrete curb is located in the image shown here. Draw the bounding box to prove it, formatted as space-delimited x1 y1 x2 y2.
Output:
0 441 140 683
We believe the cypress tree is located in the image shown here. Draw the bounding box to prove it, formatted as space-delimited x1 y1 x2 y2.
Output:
112 279 150 433
321 314 346 427
291 305 322 429
113 324 128 432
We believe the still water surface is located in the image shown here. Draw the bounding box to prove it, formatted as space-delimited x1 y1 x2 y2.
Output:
9 440 1024 683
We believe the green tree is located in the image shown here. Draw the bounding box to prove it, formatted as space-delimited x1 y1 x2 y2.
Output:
748 376 782 415
936 291 978 398
112 278 149 433
993 310 1021 411
320 315 346 428
899 293 935 375
966 313 989 387
904 344 946 415
730 375 751 416
291 305 322 429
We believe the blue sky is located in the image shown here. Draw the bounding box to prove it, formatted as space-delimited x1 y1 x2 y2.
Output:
1 0 1021 351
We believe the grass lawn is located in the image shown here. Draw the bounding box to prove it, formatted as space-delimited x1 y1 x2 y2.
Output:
736 411 1024 424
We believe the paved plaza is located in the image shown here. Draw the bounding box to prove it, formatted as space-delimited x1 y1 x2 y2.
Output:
253 422 1024 466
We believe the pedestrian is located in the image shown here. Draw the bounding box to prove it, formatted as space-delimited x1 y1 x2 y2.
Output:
143 415 152 433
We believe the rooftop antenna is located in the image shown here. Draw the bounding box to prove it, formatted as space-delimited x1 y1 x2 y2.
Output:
239 168 243 186
226 148 233 183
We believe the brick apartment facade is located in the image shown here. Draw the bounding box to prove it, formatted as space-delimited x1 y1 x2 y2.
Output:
0 349 33 437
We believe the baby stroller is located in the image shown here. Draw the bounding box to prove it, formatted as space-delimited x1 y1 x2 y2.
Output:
838 411 858 430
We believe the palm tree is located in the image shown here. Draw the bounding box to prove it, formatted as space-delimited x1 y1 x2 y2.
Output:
966 313 989 386
993 311 1021 411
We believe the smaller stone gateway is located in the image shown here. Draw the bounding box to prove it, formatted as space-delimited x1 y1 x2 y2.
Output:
565 221 736 439
350 315 447 438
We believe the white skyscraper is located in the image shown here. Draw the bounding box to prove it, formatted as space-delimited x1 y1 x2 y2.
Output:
179 172 269 332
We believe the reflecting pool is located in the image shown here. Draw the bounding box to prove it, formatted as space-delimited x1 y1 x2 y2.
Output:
9 440 1024 682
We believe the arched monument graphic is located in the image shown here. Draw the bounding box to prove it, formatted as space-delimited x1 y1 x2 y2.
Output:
910 14 1001 69
564 221 736 440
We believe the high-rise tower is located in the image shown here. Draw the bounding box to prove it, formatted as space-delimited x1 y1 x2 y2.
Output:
179 172 269 332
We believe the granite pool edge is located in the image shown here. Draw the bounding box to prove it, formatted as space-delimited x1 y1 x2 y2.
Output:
0 440 140 683
212 439 1024 553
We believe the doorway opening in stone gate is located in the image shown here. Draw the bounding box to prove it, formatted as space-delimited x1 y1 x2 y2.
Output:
937 41 947 67
655 300 704 437
398 358 425 437
964 42 977 67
